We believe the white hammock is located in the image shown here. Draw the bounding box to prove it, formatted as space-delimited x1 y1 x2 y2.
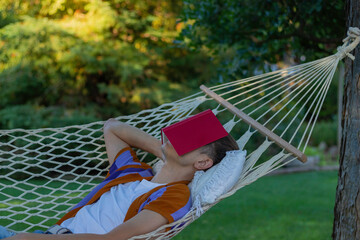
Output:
0 27 359 239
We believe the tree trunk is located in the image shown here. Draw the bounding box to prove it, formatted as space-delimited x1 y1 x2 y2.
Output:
332 0 360 239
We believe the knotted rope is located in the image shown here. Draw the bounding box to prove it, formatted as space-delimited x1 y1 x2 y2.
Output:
336 27 360 61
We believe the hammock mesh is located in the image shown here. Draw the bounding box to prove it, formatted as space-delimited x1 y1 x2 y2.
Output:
0 28 359 239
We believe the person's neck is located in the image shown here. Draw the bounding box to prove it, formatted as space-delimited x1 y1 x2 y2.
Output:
151 162 195 184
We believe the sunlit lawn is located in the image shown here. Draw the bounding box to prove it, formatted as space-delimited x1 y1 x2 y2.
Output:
175 171 337 240
1 171 337 239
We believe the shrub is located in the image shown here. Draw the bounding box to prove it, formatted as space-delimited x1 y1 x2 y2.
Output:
310 120 338 146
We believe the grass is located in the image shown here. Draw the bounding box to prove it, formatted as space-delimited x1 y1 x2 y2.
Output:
0 179 101 232
174 171 337 240
1 171 338 239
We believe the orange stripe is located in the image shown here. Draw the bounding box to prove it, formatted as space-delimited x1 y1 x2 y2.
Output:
124 180 190 223
116 163 152 172
106 163 152 179
143 184 190 223
127 147 141 163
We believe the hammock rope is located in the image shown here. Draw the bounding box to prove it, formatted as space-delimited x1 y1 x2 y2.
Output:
0 27 359 239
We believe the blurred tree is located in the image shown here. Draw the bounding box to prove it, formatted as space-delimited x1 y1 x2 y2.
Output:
332 0 360 238
0 0 214 129
180 0 345 78
179 0 345 120
0 0 345 129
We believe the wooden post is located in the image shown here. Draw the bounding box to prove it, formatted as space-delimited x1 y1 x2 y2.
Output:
332 1 360 239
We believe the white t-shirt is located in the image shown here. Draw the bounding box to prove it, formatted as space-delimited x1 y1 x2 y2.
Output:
61 179 164 234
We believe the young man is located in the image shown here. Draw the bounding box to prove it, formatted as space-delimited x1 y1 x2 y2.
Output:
3 110 239 240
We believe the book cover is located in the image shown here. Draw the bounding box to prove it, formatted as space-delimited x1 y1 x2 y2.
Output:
161 109 228 156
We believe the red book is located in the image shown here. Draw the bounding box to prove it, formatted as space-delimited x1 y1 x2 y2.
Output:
161 109 229 156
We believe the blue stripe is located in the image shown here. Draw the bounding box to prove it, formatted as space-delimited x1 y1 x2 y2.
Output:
106 167 152 181
171 197 192 221
138 187 167 213
72 149 153 210
109 150 141 175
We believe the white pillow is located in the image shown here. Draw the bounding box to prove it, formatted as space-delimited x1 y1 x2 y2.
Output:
190 150 246 216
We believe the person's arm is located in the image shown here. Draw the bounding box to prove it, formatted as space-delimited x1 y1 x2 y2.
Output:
103 118 162 165
5 209 167 240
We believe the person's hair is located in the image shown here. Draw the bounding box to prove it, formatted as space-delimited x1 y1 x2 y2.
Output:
200 134 239 168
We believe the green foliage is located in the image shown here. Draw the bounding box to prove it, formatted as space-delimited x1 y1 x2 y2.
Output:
0 16 149 108
179 0 343 134
310 120 338 146
0 0 344 130
304 146 327 164
0 0 214 129
179 0 345 81
0 104 99 129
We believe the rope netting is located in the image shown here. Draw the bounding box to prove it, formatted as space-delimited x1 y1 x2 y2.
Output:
0 27 359 239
